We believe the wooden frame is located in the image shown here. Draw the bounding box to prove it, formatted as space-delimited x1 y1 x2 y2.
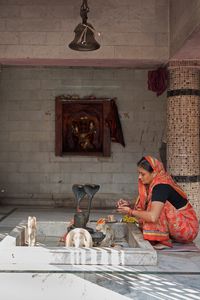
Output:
55 96 111 157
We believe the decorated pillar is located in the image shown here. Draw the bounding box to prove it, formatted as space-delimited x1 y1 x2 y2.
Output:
167 61 200 219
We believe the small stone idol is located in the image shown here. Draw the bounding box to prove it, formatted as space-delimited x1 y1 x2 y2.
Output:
65 228 93 248
96 218 114 247
27 216 37 247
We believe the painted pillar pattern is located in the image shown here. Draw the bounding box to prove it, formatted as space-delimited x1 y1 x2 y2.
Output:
167 61 200 219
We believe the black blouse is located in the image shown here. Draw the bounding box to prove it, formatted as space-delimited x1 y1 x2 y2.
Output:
152 184 188 209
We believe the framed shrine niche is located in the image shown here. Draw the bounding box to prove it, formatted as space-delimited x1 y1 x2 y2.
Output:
55 96 111 157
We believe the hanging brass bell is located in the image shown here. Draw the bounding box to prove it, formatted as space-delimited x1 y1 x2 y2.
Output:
69 22 100 51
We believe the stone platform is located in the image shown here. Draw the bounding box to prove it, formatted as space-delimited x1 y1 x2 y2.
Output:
0 220 157 266
0 206 200 300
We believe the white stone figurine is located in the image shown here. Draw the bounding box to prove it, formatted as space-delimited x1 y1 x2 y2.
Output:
65 228 93 248
96 218 114 247
27 216 37 247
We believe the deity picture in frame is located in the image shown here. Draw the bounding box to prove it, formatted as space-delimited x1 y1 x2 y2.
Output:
55 96 111 157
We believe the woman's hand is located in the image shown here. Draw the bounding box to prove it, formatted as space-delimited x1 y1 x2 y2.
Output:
124 202 164 223
116 199 130 208
117 206 132 215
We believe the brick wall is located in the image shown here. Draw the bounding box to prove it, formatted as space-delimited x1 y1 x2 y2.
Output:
0 66 166 207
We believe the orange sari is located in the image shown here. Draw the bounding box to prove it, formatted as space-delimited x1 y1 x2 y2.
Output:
135 156 199 247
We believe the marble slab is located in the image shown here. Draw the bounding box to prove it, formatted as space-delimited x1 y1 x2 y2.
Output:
0 221 157 266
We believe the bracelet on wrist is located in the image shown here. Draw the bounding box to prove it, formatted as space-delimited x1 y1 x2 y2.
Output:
128 208 132 216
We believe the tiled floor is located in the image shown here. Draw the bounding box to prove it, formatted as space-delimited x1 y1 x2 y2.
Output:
0 205 200 300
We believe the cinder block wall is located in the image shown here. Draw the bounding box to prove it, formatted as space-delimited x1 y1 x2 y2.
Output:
0 0 168 62
0 66 166 207
170 0 200 56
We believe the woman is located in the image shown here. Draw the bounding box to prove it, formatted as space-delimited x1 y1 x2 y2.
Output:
117 156 199 248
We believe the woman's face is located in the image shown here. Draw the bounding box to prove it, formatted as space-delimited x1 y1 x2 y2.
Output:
138 166 154 185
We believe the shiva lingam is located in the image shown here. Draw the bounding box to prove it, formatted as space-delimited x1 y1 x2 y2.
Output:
69 184 105 245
